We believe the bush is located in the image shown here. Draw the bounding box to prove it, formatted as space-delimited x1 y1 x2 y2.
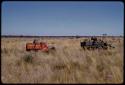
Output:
23 54 33 63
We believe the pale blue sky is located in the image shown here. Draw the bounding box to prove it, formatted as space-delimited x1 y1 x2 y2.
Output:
2 1 124 36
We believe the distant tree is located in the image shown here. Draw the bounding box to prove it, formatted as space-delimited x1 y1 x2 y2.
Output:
119 35 122 37
20 35 23 37
102 34 107 36
76 35 80 38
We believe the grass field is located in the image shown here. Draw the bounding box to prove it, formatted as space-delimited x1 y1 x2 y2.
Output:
1 37 124 84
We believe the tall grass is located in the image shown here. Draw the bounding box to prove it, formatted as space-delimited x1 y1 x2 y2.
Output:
1 37 123 84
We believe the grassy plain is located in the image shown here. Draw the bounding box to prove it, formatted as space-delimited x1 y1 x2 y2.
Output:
1 37 124 84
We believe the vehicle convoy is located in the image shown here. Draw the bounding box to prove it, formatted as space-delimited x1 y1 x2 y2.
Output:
26 39 55 52
26 37 115 52
80 37 115 50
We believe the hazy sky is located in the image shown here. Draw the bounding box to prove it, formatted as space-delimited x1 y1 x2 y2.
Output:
2 1 124 36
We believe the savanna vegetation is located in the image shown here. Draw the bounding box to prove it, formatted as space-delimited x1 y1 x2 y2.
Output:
1 37 123 84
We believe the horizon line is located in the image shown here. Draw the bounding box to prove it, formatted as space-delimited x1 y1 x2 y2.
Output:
1 35 123 37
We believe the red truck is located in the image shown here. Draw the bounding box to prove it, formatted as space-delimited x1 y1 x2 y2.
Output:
26 40 49 52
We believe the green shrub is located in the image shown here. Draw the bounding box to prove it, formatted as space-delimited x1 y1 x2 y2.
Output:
23 54 33 63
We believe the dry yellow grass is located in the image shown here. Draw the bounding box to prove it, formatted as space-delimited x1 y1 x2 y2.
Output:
1 37 124 84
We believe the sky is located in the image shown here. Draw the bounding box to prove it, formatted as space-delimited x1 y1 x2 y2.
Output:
2 1 124 36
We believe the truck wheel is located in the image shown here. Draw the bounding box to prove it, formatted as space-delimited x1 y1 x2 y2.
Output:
26 49 30 51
